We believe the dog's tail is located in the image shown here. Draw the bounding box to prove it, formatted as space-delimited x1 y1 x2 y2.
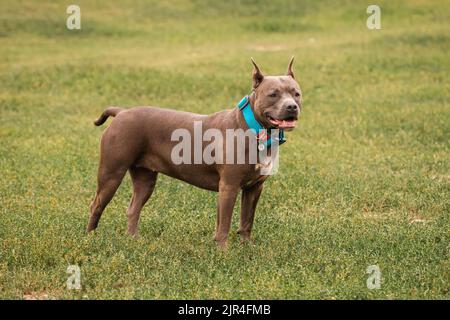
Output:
93 107 124 126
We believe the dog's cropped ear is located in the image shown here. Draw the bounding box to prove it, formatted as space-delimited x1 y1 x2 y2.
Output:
286 56 295 79
251 58 264 89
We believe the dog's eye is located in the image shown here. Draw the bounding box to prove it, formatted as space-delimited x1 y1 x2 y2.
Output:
295 92 301 97
268 93 277 98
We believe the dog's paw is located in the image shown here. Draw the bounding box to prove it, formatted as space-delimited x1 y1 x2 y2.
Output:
239 237 255 246
214 239 229 251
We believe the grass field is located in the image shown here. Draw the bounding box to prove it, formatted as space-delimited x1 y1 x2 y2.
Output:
0 0 449 299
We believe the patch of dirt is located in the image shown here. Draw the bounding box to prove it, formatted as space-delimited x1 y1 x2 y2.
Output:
23 291 49 300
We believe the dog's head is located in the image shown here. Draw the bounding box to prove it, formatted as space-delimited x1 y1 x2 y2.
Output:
250 57 302 131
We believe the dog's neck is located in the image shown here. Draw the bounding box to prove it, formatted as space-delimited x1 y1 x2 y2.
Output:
248 91 268 129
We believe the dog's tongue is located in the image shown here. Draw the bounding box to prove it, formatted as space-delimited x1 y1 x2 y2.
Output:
270 119 297 128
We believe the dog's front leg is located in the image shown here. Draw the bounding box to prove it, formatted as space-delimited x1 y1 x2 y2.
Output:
238 181 264 243
214 182 240 249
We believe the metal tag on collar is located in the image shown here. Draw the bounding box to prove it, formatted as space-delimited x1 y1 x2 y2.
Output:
258 143 265 151
256 130 268 151
256 130 267 141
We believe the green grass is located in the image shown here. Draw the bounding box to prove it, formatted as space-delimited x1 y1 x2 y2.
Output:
0 0 449 299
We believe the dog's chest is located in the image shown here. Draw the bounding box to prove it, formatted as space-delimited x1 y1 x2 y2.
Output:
242 156 274 188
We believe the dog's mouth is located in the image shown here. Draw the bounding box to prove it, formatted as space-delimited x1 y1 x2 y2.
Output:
266 115 298 129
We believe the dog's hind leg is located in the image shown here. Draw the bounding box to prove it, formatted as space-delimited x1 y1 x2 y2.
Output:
126 166 158 236
87 167 127 232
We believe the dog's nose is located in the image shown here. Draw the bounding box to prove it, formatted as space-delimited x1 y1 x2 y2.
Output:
286 104 298 112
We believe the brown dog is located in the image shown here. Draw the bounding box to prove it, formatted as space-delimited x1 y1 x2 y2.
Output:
87 58 302 248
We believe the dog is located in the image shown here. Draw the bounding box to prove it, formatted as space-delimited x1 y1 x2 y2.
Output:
87 58 302 248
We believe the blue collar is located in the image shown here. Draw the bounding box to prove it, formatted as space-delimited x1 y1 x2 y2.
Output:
237 95 286 150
